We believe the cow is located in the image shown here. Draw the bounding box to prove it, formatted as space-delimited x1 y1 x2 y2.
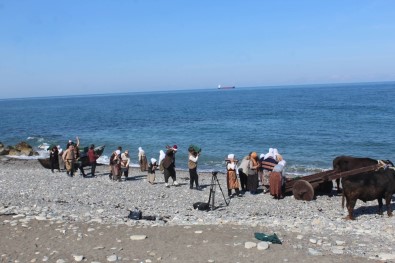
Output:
332 156 394 192
341 167 395 220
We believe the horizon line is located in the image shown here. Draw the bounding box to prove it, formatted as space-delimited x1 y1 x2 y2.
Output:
1 80 394 101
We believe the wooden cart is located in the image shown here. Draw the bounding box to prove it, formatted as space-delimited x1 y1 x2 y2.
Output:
284 164 381 201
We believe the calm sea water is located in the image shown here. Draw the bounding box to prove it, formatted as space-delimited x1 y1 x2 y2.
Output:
1 82 394 176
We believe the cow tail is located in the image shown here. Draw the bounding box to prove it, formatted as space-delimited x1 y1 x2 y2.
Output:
341 192 345 209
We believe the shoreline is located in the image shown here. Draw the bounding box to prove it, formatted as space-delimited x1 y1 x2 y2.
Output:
4 153 332 178
0 158 394 262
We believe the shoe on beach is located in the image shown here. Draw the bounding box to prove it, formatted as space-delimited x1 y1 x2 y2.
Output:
165 183 170 188
173 181 179 186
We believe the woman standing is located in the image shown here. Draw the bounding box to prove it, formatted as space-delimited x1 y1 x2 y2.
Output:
270 160 287 199
247 152 260 194
238 153 250 192
110 150 121 181
188 148 200 189
158 150 166 173
138 147 148 172
147 158 158 184
226 154 242 197
49 145 60 173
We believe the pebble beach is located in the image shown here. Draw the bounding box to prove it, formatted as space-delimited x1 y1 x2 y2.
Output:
1 157 394 262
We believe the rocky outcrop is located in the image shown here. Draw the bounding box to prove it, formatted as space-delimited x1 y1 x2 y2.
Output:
0 142 10 155
0 142 38 156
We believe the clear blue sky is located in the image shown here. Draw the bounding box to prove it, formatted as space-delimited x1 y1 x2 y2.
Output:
1 0 394 99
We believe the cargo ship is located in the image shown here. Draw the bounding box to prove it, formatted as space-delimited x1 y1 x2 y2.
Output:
217 85 235 90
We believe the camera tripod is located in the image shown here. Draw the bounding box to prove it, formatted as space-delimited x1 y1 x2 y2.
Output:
207 171 229 210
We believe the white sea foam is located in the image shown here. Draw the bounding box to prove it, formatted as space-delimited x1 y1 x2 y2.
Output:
38 143 50 150
26 136 45 142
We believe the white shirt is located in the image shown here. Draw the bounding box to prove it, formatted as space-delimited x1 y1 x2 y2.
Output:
227 162 239 175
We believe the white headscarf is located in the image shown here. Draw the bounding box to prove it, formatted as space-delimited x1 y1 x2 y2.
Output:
159 150 165 163
57 145 63 154
138 147 145 158
264 148 274 159
227 154 238 174
151 158 157 164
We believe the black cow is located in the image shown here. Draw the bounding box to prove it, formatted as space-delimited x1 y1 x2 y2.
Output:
341 167 395 220
332 156 394 192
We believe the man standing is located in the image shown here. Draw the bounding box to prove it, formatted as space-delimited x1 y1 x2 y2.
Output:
121 150 131 178
63 144 76 176
87 144 99 177
162 145 179 188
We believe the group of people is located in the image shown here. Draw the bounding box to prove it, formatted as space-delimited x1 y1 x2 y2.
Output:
49 137 100 177
107 144 204 191
108 144 181 188
226 148 287 199
49 138 287 198
48 136 183 185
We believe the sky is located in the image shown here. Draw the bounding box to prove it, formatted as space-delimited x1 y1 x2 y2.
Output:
0 0 395 99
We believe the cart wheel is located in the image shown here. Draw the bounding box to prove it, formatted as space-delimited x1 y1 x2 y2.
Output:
292 180 315 201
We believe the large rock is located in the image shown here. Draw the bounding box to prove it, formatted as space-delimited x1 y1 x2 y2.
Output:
15 141 32 151
7 142 36 156
8 148 21 156
0 143 9 155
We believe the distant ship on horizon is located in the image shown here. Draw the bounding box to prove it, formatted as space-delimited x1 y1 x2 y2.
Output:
217 85 235 90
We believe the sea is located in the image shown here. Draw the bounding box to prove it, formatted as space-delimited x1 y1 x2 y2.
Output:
1 82 394 177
